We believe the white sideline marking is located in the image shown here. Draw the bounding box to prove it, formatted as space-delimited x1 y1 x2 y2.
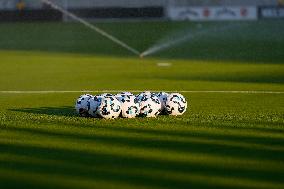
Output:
0 91 283 94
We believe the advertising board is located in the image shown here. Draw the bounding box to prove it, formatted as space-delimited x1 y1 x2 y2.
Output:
168 6 257 21
259 6 284 19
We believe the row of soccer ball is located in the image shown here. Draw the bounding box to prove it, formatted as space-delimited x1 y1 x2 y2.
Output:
75 91 187 119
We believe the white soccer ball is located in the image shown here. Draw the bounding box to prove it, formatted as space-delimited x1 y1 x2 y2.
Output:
98 96 121 119
101 93 114 97
135 91 155 104
88 95 103 117
116 92 134 97
115 92 135 101
75 94 93 117
139 95 161 118
156 92 169 113
166 93 187 116
117 95 139 118
116 92 134 101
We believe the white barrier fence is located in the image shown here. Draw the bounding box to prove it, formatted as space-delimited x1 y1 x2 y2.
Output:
168 6 258 21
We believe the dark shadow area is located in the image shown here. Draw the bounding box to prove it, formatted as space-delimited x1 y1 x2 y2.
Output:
0 21 152 59
0 106 284 189
152 73 284 84
151 40 284 64
100 122 284 146
0 21 284 63
9 107 284 145
0 144 234 189
5 107 284 188
9 106 284 133
0 141 283 189
0 178 70 189
10 106 76 117
3 125 284 167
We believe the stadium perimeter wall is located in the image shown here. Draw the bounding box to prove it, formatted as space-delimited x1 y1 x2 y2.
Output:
0 0 165 21
0 0 279 10
0 0 166 10
0 0 283 21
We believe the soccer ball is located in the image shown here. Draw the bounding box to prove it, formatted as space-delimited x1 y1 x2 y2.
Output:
139 95 161 117
116 92 133 97
75 94 93 117
117 95 139 118
166 93 187 116
88 95 103 117
116 92 134 101
101 93 114 97
156 92 169 114
98 96 121 119
135 91 155 103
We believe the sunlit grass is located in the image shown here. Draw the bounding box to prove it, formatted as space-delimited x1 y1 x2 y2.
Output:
0 20 283 188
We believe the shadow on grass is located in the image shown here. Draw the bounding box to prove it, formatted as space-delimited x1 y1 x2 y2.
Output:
5 107 284 188
0 144 226 189
152 73 284 84
10 106 76 117
3 125 284 163
0 141 283 189
9 107 284 147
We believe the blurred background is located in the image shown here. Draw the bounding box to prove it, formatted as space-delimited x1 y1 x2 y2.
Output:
0 0 284 60
0 0 283 22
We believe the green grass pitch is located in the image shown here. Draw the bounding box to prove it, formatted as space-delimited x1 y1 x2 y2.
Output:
0 21 283 189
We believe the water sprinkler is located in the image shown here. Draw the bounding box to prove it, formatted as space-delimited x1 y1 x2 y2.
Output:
41 0 140 56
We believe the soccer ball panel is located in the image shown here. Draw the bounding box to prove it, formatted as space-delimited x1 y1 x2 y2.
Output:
136 91 156 104
88 95 103 117
156 92 169 113
116 92 135 103
101 93 114 97
116 92 134 97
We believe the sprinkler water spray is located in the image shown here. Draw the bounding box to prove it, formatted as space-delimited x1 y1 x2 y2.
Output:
41 0 140 56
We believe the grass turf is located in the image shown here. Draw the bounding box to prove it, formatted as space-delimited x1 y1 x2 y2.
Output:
0 20 283 188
